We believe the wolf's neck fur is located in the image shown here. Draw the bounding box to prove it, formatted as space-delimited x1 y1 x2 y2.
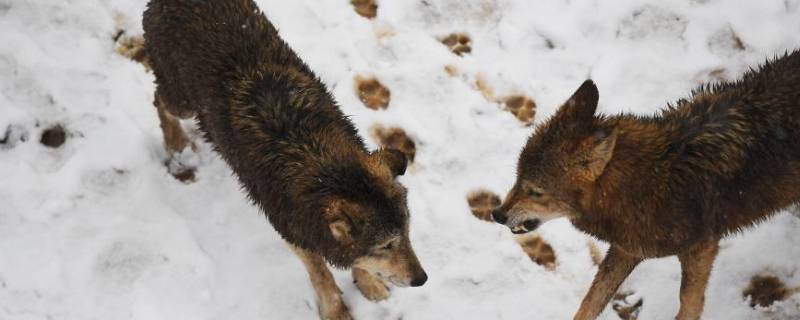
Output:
573 116 687 256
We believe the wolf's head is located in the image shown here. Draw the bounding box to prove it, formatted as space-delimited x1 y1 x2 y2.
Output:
492 80 617 234
319 149 427 287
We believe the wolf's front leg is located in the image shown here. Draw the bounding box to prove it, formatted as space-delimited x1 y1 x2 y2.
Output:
353 267 390 301
290 245 352 320
676 239 719 320
574 246 641 320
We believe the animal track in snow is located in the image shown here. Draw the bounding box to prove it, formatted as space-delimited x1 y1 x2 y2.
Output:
40 124 66 148
743 273 800 308
351 0 378 19
440 33 472 56
355 76 391 110
467 189 500 222
370 125 416 163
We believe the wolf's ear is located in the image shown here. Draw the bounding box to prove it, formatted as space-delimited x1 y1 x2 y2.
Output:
329 220 353 244
369 148 407 177
324 199 365 245
573 128 618 182
556 80 599 123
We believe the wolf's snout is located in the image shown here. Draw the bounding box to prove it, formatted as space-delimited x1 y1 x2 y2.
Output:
491 208 508 224
410 272 428 287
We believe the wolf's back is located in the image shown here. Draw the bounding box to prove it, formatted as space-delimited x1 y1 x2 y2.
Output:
143 0 310 112
668 50 800 175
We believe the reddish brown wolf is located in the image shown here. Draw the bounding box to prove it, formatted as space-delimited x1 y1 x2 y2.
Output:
492 50 800 319
142 0 427 319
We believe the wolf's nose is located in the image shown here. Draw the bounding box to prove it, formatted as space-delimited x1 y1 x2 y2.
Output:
491 209 508 224
410 272 428 287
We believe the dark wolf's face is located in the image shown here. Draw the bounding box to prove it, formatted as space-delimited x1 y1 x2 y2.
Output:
324 149 427 287
351 230 427 287
492 80 617 234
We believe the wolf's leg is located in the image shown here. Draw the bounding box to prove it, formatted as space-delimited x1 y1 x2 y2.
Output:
290 245 352 320
574 246 641 320
154 93 195 154
675 239 719 320
153 92 198 181
352 267 390 301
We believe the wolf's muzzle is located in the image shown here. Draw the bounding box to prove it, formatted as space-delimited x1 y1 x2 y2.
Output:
494 208 540 234
491 208 508 224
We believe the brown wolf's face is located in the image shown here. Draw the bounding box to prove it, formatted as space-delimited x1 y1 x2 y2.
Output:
325 149 427 287
492 81 617 234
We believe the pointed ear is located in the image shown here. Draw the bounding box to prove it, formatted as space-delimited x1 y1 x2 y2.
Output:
556 80 599 123
369 148 407 177
329 220 353 245
324 199 364 245
574 128 618 182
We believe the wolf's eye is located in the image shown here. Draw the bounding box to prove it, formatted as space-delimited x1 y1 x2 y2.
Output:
379 241 395 251
527 189 543 198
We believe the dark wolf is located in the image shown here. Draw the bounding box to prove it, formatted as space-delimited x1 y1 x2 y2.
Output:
142 0 428 319
492 50 800 320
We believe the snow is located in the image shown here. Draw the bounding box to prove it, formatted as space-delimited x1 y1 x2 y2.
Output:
1 0 799 319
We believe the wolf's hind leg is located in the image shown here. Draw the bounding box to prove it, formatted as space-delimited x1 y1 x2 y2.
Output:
676 239 719 320
574 246 641 320
154 93 194 154
290 245 353 320
353 267 390 301
153 92 197 181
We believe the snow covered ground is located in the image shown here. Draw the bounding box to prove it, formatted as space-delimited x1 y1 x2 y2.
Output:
1 0 800 319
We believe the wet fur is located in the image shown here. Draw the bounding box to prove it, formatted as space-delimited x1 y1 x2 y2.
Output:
496 50 800 319
143 0 408 267
576 51 800 256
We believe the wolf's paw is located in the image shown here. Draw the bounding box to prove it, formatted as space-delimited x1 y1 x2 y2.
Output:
369 125 416 163
353 268 390 302
171 167 196 183
355 76 391 110
467 190 501 222
440 33 471 56
351 0 377 19
612 291 643 320
319 300 353 320
165 148 198 183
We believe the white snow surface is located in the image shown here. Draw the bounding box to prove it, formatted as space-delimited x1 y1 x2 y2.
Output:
1 0 800 319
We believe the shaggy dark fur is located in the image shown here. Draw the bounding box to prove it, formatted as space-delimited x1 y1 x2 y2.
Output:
143 0 409 268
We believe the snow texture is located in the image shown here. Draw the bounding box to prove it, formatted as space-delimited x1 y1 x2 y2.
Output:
1 0 799 319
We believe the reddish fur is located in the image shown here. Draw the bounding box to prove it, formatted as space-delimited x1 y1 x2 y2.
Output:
495 50 800 319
